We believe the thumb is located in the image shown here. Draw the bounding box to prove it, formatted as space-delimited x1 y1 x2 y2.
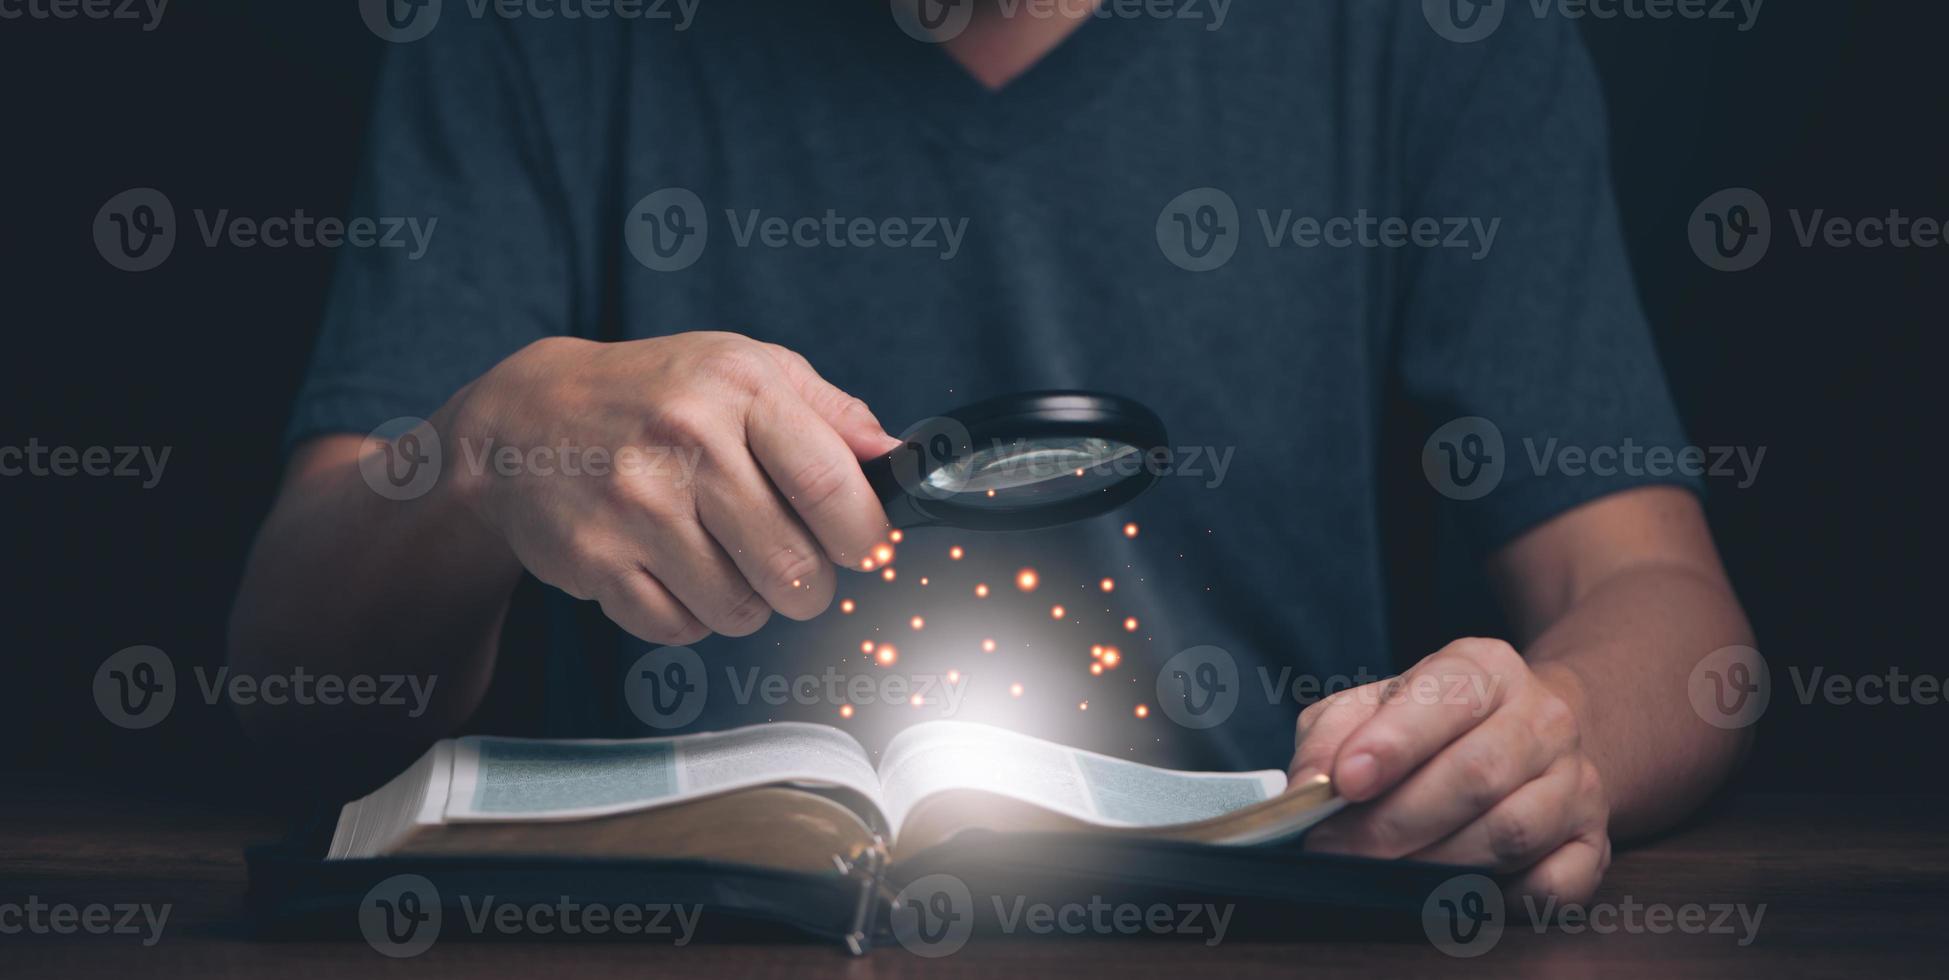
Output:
1288 692 1379 788
761 344 901 459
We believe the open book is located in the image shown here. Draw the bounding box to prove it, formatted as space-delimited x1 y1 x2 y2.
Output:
329 721 1343 872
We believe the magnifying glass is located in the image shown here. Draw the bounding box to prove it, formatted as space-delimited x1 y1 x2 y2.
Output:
861 391 1168 532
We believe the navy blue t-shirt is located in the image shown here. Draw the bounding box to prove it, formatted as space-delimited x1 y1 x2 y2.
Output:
290 1 1694 770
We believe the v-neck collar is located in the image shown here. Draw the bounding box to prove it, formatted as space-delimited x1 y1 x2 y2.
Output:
827 3 1169 158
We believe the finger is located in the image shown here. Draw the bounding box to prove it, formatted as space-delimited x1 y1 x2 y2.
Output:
595 564 710 647
693 439 836 622
1331 638 1521 801
1399 754 1595 870
745 385 890 569
760 344 901 459
632 481 773 637
1289 688 1381 784
1509 826 1610 907
1305 696 1570 859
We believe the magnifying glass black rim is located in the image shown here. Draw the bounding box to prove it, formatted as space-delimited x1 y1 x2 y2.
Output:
866 390 1168 532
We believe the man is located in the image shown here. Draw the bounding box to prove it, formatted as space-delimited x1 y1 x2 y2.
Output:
230 1 1753 905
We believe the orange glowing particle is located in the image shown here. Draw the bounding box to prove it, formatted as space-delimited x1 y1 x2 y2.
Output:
876 645 898 666
920 577 929 586
1134 704 1150 719
1123 617 1139 632
975 583 989 598
840 704 855 719
882 567 897 582
1091 644 1104 658
949 546 965 560
889 530 904 543
1016 568 1039 592
1078 701 1089 711
1123 523 1139 539
947 669 961 683
1090 663 1104 676
910 616 925 631
1101 647 1122 669
986 489 997 498
791 578 802 589
910 694 925 707
1100 578 1115 593
981 638 997 653
1051 604 1066 620
1009 682 1024 698
1075 468 1085 477
860 557 876 571
873 544 894 564
840 599 856 614
861 640 875 654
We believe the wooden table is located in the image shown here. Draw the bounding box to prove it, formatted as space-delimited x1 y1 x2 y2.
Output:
4 779 1946 978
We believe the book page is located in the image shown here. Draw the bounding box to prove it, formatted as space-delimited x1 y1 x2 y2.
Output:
443 722 884 823
875 721 1286 838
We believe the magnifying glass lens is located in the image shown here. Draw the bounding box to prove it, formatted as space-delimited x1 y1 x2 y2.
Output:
925 437 1140 508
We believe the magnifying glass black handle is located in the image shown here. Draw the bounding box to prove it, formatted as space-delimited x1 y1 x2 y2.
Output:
860 446 932 530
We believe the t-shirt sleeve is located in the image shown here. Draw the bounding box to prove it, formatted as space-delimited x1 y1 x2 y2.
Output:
284 17 574 451
1393 14 1700 555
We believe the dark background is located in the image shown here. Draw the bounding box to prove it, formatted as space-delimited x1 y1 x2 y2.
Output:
1 2 1937 803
